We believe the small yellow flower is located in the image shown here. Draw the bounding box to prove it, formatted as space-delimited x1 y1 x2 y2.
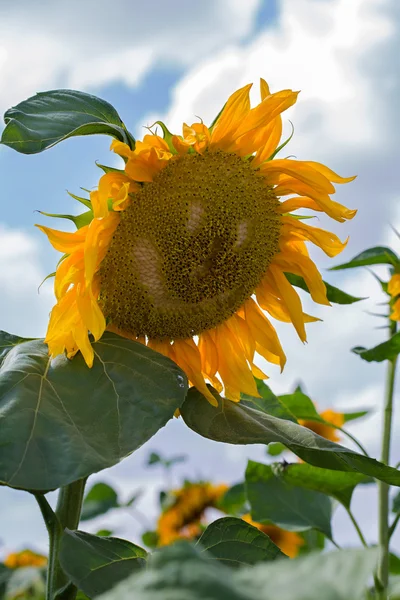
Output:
4 549 47 569
38 79 355 404
389 274 400 320
299 408 345 442
242 514 304 558
156 482 228 546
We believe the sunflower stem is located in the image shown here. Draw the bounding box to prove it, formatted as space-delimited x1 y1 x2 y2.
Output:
43 479 86 600
376 320 397 599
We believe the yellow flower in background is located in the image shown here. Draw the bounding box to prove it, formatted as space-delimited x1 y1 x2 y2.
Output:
156 482 228 546
389 274 400 320
299 408 345 442
38 79 356 404
242 514 304 558
4 549 47 569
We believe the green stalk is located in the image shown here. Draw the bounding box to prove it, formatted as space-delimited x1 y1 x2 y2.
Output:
376 320 398 599
36 479 86 600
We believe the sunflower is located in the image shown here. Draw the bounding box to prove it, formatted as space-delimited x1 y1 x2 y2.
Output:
37 80 355 404
299 408 345 442
156 482 228 546
4 549 47 569
388 274 400 320
242 514 304 558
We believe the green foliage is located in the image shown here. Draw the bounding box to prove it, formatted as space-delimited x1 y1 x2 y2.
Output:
242 380 296 422
59 530 147 598
266 442 286 456
392 490 400 514
1 89 135 154
0 330 187 491
330 246 398 270
147 451 186 469
96 542 378 600
286 273 365 304
353 332 400 362
141 531 160 550
247 461 367 517
80 483 119 521
180 387 400 485
245 461 333 538
217 483 248 516
278 390 323 421
197 517 286 567
2 567 46 600
343 410 370 423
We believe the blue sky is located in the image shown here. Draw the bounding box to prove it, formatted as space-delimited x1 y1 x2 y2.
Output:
1 0 400 557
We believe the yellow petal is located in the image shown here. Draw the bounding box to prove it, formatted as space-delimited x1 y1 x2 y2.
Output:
282 216 348 257
36 224 88 253
172 339 218 406
388 274 400 298
273 250 330 306
268 265 306 342
305 161 356 184
244 297 286 369
234 90 299 141
210 83 252 147
260 78 270 101
260 159 335 194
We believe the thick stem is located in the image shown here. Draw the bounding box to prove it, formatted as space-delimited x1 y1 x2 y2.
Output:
43 479 86 600
376 320 397 599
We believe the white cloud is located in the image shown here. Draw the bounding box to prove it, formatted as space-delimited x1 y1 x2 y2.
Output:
0 0 261 116
0 224 54 337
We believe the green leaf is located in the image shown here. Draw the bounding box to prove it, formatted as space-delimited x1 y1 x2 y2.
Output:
95 542 377 600
343 410 370 423
217 483 248 516
96 530 113 537
38 209 93 229
0 330 187 491
352 332 400 362
285 273 365 304
80 483 119 521
59 530 146 598
267 442 286 456
0 564 12 598
125 490 142 507
147 452 162 466
298 530 326 554
95 162 125 174
241 379 296 422
96 543 252 600
197 517 286 567
245 461 332 537
330 246 398 270
141 531 159 549
180 387 400 486
390 553 400 575
236 547 378 600
392 490 400 513
1 89 135 154
67 191 92 209
278 390 322 421
252 461 367 510
4 567 46 600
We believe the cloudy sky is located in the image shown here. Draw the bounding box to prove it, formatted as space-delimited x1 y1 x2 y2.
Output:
1 0 400 557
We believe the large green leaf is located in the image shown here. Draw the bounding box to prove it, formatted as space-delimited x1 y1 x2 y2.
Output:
197 517 285 567
80 483 119 521
330 246 398 270
352 332 400 362
59 530 146 598
247 461 367 511
245 461 332 537
96 543 377 600
236 547 378 600
278 390 322 421
286 273 365 304
1 89 135 154
0 330 187 491
180 388 400 485
217 483 248 516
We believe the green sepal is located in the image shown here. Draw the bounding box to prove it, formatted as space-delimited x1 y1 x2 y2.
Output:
267 120 294 161
330 246 399 270
285 273 365 305
96 161 125 174
67 191 92 209
38 209 93 229
151 121 178 154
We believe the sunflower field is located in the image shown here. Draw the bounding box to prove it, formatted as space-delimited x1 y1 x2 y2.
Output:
1 39 400 600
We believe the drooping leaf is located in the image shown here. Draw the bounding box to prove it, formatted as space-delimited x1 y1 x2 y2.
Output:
330 246 398 270
80 483 119 521
1 89 135 154
197 517 285 567
342 410 370 423
245 461 333 537
352 332 400 362
180 387 400 486
59 530 146 598
0 330 187 491
285 273 365 304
